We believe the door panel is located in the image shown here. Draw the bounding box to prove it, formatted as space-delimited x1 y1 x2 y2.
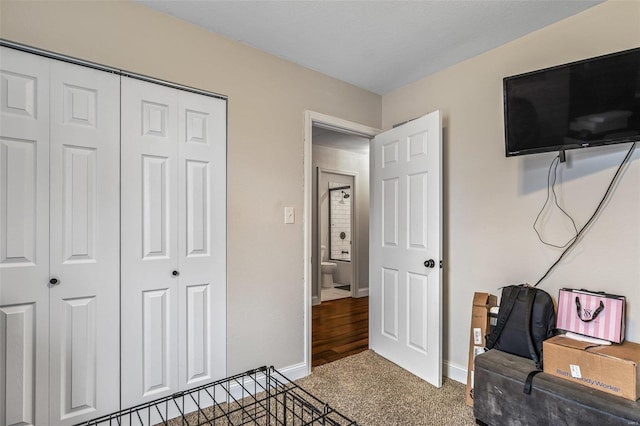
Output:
121 77 180 407
0 138 36 265
408 172 428 249
49 60 120 425
381 268 399 339
0 47 50 426
407 272 428 353
0 303 36 426
62 146 96 262
185 284 209 382
177 91 226 390
142 289 170 396
142 155 170 258
382 177 399 246
60 297 96 414
185 160 209 256
370 111 442 387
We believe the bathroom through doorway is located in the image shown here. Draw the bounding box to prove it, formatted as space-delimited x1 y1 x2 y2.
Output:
311 125 370 305
305 111 379 370
319 172 355 302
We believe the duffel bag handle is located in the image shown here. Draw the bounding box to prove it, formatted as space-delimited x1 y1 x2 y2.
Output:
575 297 605 322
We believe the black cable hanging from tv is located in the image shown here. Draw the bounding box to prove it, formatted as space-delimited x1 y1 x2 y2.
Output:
534 142 637 287
532 155 579 249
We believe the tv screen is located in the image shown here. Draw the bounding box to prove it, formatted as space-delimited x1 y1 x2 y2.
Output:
504 48 640 157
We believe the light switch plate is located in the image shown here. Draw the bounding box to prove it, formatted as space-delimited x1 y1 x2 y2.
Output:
284 207 295 224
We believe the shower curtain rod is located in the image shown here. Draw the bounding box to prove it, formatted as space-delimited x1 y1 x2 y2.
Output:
329 185 351 192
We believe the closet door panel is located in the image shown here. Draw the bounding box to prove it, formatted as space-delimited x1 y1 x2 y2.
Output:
178 92 226 389
0 47 50 426
121 77 179 407
49 61 120 425
0 304 36 426
1 138 37 265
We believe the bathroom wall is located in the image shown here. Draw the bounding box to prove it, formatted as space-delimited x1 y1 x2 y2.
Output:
328 185 352 262
312 142 370 302
322 175 354 287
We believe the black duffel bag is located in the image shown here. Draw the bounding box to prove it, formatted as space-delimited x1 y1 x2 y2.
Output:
485 284 556 393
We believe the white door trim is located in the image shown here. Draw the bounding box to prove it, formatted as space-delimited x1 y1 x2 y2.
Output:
303 111 380 374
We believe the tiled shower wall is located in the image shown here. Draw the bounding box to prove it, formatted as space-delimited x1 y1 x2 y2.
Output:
329 187 351 261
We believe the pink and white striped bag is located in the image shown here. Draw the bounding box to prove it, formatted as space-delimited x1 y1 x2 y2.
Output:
556 288 625 343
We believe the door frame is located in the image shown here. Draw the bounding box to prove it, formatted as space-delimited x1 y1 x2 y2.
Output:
303 111 380 373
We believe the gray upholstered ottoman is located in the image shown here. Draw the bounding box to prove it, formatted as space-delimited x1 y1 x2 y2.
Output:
473 349 640 426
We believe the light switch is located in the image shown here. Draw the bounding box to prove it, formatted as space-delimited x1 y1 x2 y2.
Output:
284 207 295 224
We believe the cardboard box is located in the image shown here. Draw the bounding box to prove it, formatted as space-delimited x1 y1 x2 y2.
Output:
543 335 640 401
465 292 498 406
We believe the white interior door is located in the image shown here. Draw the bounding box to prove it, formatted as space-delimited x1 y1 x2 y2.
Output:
0 46 51 426
369 110 442 386
177 91 226 390
48 60 120 425
121 77 180 407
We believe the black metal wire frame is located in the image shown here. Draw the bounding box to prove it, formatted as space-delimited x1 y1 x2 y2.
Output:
75 366 357 426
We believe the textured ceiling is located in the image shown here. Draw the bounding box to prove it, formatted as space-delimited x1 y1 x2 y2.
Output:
138 0 602 95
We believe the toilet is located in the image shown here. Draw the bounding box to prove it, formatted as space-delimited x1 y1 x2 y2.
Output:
320 245 337 289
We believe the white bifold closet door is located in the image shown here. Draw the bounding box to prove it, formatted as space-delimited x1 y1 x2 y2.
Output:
120 77 226 408
0 47 120 426
0 47 50 426
48 60 120 425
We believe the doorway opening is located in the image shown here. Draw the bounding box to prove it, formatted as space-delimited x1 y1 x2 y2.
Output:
317 170 355 302
305 110 443 384
304 111 380 370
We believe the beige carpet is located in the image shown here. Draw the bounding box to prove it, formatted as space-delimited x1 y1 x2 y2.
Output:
296 350 476 425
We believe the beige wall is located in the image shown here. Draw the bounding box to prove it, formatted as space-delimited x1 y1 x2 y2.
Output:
0 0 381 374
3 0 639 383
383 0 640 374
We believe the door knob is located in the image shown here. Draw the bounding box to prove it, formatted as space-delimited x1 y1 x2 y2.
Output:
423 259 435 268
172 270 180 277
49 277 60 285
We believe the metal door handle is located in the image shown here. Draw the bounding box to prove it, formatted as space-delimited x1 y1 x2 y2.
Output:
49 278 59 285
423 259 435 268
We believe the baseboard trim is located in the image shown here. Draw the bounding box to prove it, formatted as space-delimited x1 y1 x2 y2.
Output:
444 360 467 384
285 358 463 385
276 361 309 381
225 359 462 405
125 362 309 423
312 295 320 306
355 288 368 298
226 361 309 401
273 359 463 385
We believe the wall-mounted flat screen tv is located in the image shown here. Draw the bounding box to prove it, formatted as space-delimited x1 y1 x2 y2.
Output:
504 48 640 157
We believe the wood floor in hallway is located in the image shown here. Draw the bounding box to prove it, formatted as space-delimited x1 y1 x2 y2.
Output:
312 296 368 367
